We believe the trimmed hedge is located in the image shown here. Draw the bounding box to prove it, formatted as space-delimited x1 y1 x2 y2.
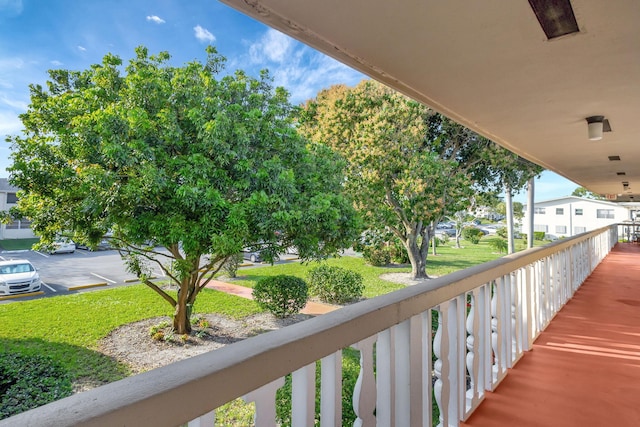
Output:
0 352 73 419
252 275 309 318
307 265 364 304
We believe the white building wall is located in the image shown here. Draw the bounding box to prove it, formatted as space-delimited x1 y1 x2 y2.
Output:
522 196 631 238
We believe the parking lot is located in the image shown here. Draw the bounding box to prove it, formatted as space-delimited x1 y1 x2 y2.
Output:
0 248 300 303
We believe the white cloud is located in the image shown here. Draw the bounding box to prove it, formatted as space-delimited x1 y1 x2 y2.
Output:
249 29 293 64
77 45 87 52
146 15 165 24
193 25 215 43
50 60 63 66
0 110 23 136
0 96 27 111
0 57 24 70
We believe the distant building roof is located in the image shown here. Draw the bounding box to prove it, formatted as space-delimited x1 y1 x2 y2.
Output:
524 196 619 208
0 178 18 193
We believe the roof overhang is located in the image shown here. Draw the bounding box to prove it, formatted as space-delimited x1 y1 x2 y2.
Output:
220 0 640 202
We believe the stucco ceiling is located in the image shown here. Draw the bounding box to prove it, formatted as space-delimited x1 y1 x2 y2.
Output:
220 0 640 201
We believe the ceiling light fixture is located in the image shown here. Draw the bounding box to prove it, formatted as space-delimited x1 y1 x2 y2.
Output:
586 116 612 141
586 116 604 140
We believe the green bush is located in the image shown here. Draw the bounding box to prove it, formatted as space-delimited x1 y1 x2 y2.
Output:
252 275 308 318
462 227 484 244
0 352 73 419
496 227 508 238
534 231 546 241
389 240 410 264
487 237 508 253
307 265 364 304
222 253 244 278
362 247 391 266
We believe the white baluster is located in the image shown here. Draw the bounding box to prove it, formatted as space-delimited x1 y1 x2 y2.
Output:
243 377 286 427
187 409 215 427
352 335 377 427
465 291 480 416
321 351 342 427
376 329 393 427
292 363 316 427
395 319 411 427
433 306 445 426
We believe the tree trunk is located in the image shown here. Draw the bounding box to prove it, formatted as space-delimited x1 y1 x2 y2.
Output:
173 283 193 334
405 233 428 279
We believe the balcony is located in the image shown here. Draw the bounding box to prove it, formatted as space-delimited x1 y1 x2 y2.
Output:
3 225 636 426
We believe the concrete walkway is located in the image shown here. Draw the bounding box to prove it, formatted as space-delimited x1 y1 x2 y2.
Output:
461 242 640 426
206 280 340 315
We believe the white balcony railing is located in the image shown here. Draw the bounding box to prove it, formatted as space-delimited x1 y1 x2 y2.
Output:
1 226 617 427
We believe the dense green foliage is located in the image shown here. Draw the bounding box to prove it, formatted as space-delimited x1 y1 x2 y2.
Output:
0 353 73 419
362 246 392 266
487 237 508 253
7 46 358 333
462 227 485 244
307 265 364 304
252 275 309 318
534 231 546 240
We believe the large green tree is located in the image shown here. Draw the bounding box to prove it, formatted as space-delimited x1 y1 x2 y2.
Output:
300 81 474 279
7 47 358 334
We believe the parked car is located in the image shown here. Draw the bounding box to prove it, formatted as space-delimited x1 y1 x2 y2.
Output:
0 259 41 295
76 238 112 251
242 249 280 263
49 238 76 254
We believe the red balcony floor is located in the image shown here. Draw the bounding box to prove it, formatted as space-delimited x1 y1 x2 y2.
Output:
462 243 640 426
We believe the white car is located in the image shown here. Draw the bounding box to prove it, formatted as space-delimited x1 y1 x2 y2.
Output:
50 238 76 254
0 259 41 295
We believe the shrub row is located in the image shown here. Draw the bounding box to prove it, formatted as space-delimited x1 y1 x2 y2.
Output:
252 267 365 317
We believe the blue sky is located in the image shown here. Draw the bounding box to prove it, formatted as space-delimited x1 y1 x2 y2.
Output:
0 0 578 202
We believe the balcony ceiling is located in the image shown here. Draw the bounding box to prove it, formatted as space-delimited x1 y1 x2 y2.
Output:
220 0 640 201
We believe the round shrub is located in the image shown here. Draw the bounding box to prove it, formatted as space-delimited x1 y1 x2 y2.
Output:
389 241 410 264
462 227 484 244
222 253 244 278
252 275 308 318
362 247 391 266
307 265 364 304
0 352 73 419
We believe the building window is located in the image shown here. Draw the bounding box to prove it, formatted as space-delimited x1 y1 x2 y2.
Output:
534 225 548 232
556 208 564 215
5 219 30 230
556 225 567 234
534 207 546 214
6 193 18 204
575 208 583 216
574 226 586 234
596 209 615 219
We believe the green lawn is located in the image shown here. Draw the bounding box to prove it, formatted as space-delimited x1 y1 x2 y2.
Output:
0 235 547 423
0 285 261 383
0 238 39 251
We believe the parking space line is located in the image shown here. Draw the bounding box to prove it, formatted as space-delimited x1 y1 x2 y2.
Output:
42 282 56 292
90 273 116 284
33 251 49 258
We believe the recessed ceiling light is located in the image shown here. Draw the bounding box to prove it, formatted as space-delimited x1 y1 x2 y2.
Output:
608 155 621 161
528 0 580 40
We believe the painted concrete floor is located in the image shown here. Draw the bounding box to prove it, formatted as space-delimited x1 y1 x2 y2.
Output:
462 243 640 426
